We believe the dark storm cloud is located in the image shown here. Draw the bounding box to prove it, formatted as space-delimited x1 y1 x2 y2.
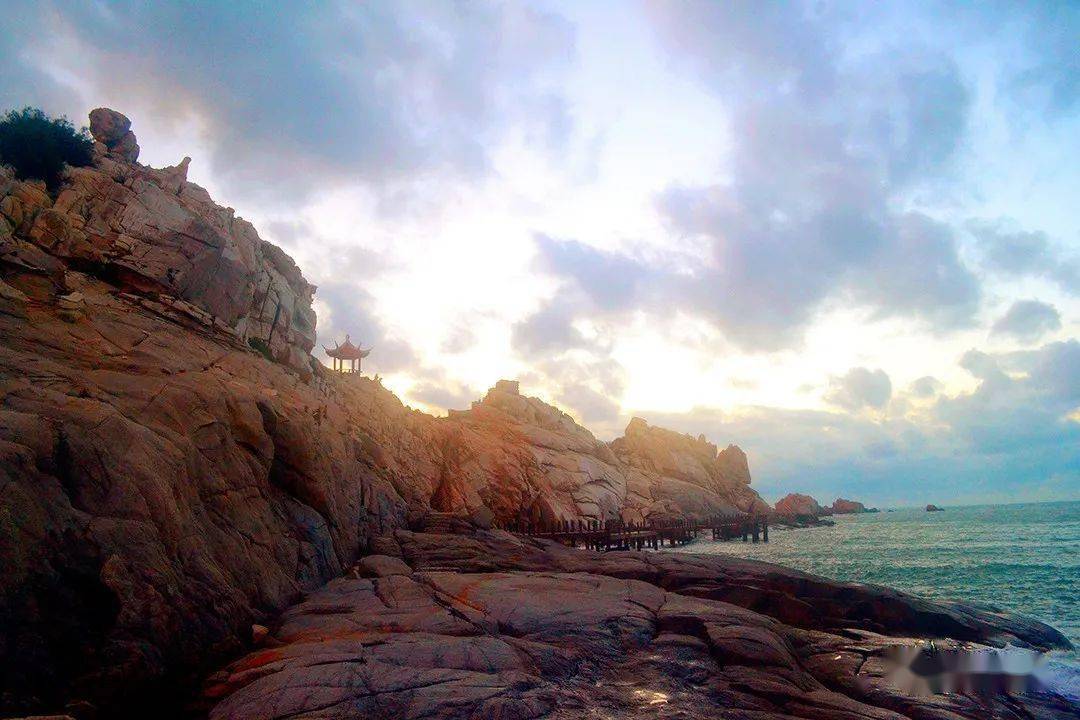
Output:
991 300 1062 344
2 1 576 204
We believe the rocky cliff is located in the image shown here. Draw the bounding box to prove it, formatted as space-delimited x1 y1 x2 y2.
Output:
1 110 1073 719
2 108 316 373
0 109 767 716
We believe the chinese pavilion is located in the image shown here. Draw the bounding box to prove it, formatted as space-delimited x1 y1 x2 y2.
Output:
323 335 371 373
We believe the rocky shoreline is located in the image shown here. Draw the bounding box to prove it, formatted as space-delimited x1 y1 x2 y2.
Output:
198 523 1076 720
1 110 1076 718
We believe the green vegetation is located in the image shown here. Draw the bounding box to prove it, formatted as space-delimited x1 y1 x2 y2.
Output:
0 107 94 192
247 337 274 361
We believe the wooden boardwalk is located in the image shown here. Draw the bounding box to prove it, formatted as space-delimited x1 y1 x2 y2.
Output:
499 514 769 552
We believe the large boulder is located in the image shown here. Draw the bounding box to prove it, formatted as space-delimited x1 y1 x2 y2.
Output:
89 107 139 162
832 497 871 514
774 492 827 518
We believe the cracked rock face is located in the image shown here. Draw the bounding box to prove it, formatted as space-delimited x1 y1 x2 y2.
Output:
203 531 1078 720
2 109 316 374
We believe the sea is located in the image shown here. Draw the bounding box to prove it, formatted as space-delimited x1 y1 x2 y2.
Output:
672 500 1080 700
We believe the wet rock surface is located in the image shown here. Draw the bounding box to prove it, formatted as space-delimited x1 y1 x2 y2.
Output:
203 529 1078 720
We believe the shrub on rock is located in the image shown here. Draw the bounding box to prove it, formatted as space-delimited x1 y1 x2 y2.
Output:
0 107 93 192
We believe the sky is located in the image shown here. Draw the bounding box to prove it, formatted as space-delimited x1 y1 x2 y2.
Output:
4 1 1078 507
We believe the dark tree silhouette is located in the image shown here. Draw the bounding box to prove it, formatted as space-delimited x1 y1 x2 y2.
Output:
0 107 94 192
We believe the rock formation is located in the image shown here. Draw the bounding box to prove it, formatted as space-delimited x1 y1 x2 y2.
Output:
88 108 140 163
612 417 767 522
773 492 828 519
1 109 1074 718
201 528 1076 720
927 504 944 512
1 111 316 375
0 108 765 715
831 497 877 514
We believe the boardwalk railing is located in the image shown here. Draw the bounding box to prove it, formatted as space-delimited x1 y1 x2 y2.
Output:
495 514 768 552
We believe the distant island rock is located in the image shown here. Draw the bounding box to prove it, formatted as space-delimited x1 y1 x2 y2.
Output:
926 504 945 512
831 497 879 514
774 492 828 518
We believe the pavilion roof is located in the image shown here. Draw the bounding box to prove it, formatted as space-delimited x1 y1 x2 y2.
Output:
323 335 371 360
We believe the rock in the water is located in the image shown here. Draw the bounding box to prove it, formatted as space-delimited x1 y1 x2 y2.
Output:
831 497 877 514
927 504 944 512
773 492 828 518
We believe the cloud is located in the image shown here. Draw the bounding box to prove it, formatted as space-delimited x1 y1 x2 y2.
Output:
558 383 620 425
634 340 1080 505
909 376 943 399
994 3 1080 115
533 233 654 312
440 323 478 355
314 280 416 374
511 296 590 357
825 368 892 411
991 300 1062 343
2 1 576 205
938 340 1080 456
968 219 1080 294
408 380 477 413
513 4 984 350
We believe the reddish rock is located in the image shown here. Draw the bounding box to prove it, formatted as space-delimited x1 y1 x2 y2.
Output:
774 492 827 518
89 107 139 162
203 531 1076 720
611 417 768 521
831 497 874 514
1 109 1071 718
250 624 269 645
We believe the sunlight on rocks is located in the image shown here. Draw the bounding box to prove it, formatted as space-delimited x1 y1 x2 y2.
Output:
631 689 670 706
